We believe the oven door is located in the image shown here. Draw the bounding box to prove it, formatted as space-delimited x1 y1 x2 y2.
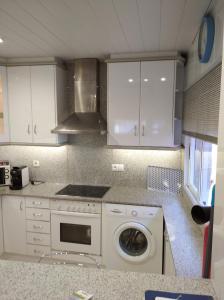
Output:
51 210 101 255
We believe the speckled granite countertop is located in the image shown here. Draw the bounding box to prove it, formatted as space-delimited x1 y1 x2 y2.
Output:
0 183 203 278
0 260 216 300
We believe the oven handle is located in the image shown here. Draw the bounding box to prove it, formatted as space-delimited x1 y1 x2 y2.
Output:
51 210 101 218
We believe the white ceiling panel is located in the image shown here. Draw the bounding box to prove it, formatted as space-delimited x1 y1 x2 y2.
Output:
160 0 186 50
112 0 144 52
176 0 211 50
137 0 161 51
0 0 213 59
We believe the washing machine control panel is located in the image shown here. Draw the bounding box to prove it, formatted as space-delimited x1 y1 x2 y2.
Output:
127 206 160 218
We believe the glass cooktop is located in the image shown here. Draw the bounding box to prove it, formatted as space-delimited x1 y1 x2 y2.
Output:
56 184 110 198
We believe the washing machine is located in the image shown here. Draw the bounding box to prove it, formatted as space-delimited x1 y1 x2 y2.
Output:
102 203 164 273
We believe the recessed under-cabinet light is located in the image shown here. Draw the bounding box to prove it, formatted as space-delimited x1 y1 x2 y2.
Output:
0 38 4 43
160 77 167 82
144 78 149 82
128 78 134 83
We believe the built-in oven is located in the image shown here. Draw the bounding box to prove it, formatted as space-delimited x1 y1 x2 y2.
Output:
51 200 101 256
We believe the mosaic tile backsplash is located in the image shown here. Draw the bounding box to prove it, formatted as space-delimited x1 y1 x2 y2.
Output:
0 135 182 188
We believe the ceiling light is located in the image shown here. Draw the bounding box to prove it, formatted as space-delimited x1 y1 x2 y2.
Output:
128 78 134 83
144 78 149 82
160 77 167 82
0 38 4 43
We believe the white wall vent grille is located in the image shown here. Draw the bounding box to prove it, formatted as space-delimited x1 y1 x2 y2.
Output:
147 166 183 194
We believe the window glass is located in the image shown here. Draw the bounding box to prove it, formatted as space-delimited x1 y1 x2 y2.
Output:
187 137 217 206
201 142 217 205
188 138 202 199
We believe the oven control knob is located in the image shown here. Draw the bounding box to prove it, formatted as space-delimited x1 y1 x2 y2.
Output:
131 210 138 217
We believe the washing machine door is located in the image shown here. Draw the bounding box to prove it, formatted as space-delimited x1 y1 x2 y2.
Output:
114 222 155 263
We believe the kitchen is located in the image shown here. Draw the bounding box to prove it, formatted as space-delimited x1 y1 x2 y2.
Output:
0 0 223 299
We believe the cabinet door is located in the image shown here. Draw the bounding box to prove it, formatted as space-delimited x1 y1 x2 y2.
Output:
0 198 3 255
140 61 175 147
0 66 9 143
8 66 32 143
2 196 26 254
107 62 140 146
31 65 57 144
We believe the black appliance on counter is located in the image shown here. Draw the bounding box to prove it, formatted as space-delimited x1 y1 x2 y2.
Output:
10 166 29 190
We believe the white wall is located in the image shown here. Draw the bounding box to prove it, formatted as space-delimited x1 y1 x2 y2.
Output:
211 22 224 300
185 1 224 90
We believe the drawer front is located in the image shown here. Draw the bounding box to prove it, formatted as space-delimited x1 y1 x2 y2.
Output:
26 208 50 221
27 232 51 246
26 197 49 209
27 244 51 257
26 220 50 234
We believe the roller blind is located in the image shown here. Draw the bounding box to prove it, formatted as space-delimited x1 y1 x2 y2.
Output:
183 64 221 144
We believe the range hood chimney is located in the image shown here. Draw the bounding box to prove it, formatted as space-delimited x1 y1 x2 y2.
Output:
52 58 106 135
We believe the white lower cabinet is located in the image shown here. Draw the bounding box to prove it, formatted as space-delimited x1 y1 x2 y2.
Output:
0 198 4 255
164 230 176 275
2 196 51 257
25 197 51 257
27 244 50 257
2 196 26 255
26 232 51 246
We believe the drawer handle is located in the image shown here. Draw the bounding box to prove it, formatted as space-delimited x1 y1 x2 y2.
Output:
33 249 41 254
134 125 138 136
32 201 41 205
33 225 42 229
111 209 123 214
33 237 41 241
33 213 42 217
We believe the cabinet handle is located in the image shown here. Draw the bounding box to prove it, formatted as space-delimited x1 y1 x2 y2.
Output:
33 225 42 229
142 125 145 136
32 201 41 205
111 209 123 214
27 124 30 135
33 237 41 241
34 249 41 254
134 125 138 136
33 213 42 217
34 125 37 135
20 200 23 211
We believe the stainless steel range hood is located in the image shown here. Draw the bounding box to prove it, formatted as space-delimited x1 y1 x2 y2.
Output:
52 58 106 135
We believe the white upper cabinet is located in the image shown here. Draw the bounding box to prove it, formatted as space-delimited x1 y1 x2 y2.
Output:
107 60 183 147
0 66 10 143
7 65 66 145
8 66 32 143
31 65 57 144
107 62 140 146
140 61 175 147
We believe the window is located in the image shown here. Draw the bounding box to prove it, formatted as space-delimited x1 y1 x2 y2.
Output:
186 137 217 206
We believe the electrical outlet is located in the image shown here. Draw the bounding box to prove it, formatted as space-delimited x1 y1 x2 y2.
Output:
33 160 40 167
112 164 125 172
